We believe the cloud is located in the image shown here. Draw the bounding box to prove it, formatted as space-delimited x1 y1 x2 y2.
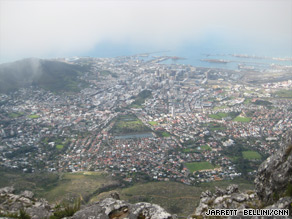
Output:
0 0 291 62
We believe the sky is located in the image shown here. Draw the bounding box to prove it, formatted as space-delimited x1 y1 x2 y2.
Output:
0 0 291 63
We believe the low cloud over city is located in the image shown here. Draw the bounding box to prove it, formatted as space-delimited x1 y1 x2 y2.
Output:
0 0 291 62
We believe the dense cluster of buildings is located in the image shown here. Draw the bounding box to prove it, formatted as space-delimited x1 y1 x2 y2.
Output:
0 55 291 184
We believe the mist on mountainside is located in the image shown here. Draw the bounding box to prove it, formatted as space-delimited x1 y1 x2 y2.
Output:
0 59 89 93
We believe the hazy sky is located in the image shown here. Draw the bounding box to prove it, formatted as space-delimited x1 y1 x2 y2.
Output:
0 0 291 62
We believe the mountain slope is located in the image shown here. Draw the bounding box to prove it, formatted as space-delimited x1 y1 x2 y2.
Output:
0 58 89 93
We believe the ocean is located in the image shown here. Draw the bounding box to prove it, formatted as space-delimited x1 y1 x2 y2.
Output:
83 39 292 70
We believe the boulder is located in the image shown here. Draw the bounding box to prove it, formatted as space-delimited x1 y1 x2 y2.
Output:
26 206 52 219
226 184 239 194
109 191 120 200
21 190 34 199
231 193 247 203
71 198 174 219
0 186 14 195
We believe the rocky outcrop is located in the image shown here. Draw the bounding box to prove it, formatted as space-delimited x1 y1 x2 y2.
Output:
72 198 174 219
0 186 52 219
0 188 174 219
192 186 292 218
264 197 292 211
254 132 292 204
192 185 260 217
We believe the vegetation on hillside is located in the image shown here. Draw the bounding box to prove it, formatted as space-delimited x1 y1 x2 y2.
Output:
116 179 253 216
0 58 89 93
129 90 152 108
49 199 81 219
0 167 254 217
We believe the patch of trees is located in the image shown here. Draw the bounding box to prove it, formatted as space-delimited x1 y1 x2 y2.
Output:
222 141 263 179
252 100 272 106
5 146 37 159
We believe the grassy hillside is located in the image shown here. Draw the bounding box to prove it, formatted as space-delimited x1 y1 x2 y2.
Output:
0 168 253 216
0 168 59 194
0 58 89 93
90 179 254 217
0 168 117 203
39 172 117 203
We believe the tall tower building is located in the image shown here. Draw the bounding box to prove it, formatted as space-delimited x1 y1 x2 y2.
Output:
171 106 176 118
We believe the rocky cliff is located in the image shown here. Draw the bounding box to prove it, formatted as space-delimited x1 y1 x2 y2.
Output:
255 133 292 205
0 186 52 218
191 184 292 218
0 188 174 219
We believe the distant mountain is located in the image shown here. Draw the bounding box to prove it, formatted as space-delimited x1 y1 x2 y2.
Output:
0 58 89 93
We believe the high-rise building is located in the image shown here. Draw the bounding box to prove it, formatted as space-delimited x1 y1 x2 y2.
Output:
171 106 176 118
